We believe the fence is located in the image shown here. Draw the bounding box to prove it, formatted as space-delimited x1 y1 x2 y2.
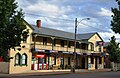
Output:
111 62 120 71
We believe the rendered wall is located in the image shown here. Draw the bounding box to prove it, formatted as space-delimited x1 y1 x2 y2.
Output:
0 62 9 73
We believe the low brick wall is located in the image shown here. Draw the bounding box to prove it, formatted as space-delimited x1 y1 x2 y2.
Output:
0 62 9 73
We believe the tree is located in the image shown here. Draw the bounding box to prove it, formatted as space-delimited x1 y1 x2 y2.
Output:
106 36 120 63
0 0 28 61
111 0 120 34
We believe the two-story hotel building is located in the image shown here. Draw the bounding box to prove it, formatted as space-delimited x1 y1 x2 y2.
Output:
0 20 105 74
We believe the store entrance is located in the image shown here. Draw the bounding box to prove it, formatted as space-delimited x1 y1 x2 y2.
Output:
60 58 64 69
38 58 47 70
31 54 48 70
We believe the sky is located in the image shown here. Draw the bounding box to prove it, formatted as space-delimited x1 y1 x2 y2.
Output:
16 0 120 42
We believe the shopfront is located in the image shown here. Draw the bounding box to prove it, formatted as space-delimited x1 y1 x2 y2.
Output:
31 49 76 70
31 53 48 70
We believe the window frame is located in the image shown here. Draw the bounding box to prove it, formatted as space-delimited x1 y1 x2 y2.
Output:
15 53 21 66
21 53 28 66
90 43 94 51
61 40 64 47
43 37 47 45
98 45 102 52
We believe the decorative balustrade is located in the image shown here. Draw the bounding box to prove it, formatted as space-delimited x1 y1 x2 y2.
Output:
31 43 102 53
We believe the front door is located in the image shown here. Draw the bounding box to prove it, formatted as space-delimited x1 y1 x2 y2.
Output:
60 58 64 69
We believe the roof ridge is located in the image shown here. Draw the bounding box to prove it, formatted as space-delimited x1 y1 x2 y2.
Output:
31 24 74 34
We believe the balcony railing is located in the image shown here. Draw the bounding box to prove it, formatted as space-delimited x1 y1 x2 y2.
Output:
31 43 102 53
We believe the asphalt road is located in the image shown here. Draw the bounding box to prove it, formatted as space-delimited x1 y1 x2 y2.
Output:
3 71 120 78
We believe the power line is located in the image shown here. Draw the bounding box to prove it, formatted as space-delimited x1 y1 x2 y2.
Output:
25 12 74 22
25 12 110 32
80 22 110 32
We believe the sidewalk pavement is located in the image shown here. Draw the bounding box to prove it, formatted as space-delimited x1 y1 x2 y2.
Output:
0 69 111 77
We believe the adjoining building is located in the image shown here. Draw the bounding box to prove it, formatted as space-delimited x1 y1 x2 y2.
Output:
0 20 105 74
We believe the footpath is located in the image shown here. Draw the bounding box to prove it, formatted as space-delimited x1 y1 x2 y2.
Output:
0 69 111 77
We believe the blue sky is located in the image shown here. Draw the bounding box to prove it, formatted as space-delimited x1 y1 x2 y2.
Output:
16 0 120 42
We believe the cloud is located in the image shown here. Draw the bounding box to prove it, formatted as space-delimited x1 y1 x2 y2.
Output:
19 0 73 17
16 0 120 42
98 8 113 17
99 31 120 42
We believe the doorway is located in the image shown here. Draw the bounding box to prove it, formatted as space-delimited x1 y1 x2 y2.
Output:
95 57 98 69
60 58 64 69
82 57 85 69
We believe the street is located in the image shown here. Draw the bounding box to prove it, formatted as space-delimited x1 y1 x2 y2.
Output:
5 71 120 78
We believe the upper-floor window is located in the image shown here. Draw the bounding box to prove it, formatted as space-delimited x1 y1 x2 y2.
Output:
90 43 94 51
68 41 71 48
53 39 56 46
76 42 79 48
98 45 102 52
61 40 64 47
43 37 47 45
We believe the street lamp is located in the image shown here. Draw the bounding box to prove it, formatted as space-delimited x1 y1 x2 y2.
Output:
72 18 90 72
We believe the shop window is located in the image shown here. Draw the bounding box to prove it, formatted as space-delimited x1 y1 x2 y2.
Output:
91 56 94 64
22 53 27 65
68 57 70 65
43 37 47 45
54 57 56 65
15 53 21 66
61 40 64 47
43 58 46 64
99 57 102 64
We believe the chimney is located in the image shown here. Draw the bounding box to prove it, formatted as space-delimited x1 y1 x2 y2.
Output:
36 20 41 28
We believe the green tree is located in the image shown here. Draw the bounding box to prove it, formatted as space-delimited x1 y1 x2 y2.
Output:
107 36 120 63
111 0 120 34
0 0 28 61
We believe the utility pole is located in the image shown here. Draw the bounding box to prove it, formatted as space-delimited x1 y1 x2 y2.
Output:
72 18 77 72
71 18 90 73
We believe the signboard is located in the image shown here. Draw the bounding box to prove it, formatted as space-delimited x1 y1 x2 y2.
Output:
36 54 45 58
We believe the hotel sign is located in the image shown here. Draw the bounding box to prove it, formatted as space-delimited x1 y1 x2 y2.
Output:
36 54 45 58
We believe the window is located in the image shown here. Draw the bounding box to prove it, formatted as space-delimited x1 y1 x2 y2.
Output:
15 53 21 65
22 53 27 65
43 37 47 45
99 57 102 64
68 57 70 65
91 56 94 64
61 40 64 47
53 39 56 46
98 45 102 52
76 42 79 48
90 43 94 51
68 41 71 48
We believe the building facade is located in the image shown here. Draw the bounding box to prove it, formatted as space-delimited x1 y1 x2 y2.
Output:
0 20 105 74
